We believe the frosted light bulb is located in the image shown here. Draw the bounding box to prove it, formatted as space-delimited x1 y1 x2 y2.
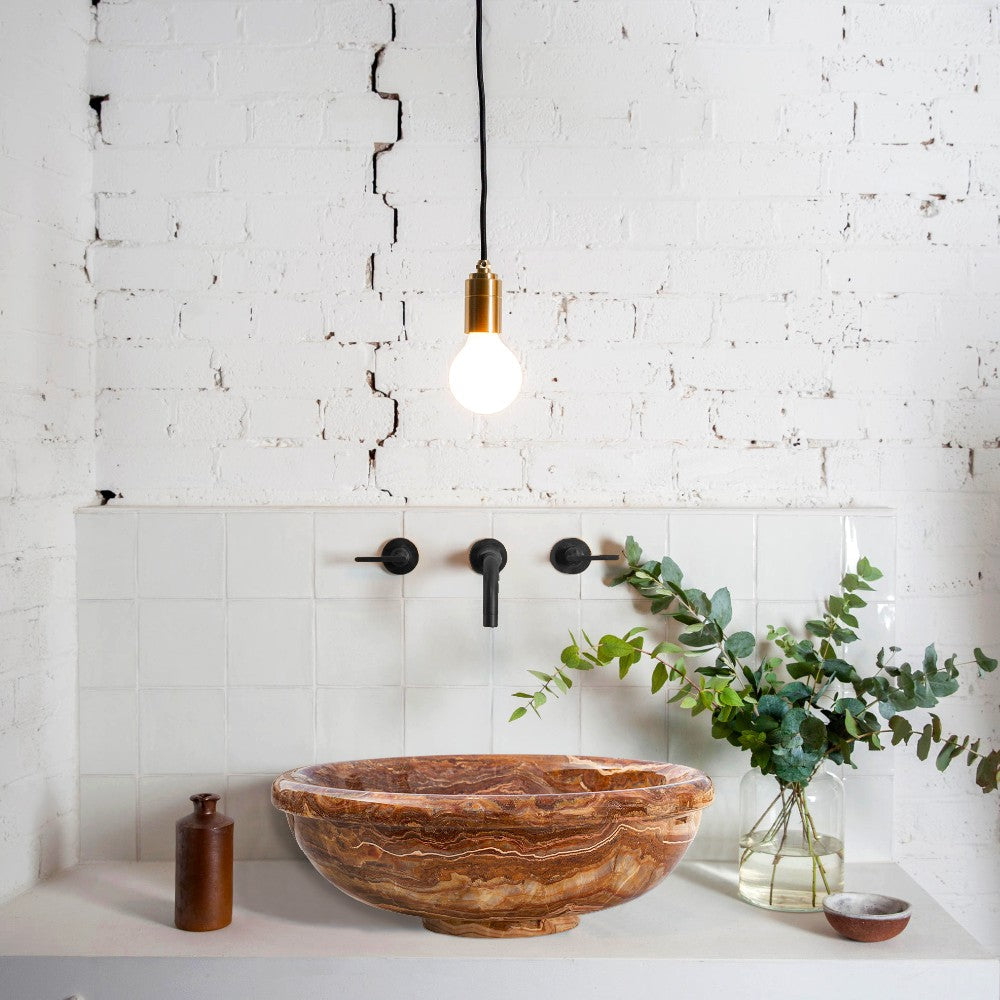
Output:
449 332 522 415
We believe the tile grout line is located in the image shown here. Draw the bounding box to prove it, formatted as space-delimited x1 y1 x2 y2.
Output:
310 511 318 769
222 512 230 842
663 511 671 760
133 512 141 862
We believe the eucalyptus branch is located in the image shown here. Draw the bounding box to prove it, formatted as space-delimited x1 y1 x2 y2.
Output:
511 537 1000 795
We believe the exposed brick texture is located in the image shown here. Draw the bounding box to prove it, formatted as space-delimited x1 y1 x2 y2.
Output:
0 2 95 902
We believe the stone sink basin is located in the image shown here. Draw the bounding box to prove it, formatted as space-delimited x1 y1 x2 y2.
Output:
272 754 713 938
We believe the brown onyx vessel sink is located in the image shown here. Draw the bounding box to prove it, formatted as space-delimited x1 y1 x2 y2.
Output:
272 754 713 938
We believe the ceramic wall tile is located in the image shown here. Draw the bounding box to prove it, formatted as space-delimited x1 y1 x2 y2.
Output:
491 510 582 598
669 512 755 601
138 600 225 687
139 774 226 861
404 687 492 755
492 599 580 686
756 600 825 653
77 600 137 687
403 599 492 686
401 509 492 598
315 510 405 599
228 599 314 687
79 689 138 775
76 512 136 599
227 511 314 598
491 685 581 755
315 687 404 761
79 775 137 861
227 688 314 773
844 514 896 600
757 514 843 601
137 511 225 598
75 506 898 861
226 774 300 860
849 601 896 679
140 688 226 774
579 511 667 599
683 774 740 862
580 686 668 760
844 774 894 862
315 599 402 686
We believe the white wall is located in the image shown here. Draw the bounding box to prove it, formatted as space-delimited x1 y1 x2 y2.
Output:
0 1 95 902
84 0 998 942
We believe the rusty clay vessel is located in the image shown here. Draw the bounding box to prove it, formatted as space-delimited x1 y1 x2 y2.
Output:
272 754 713 938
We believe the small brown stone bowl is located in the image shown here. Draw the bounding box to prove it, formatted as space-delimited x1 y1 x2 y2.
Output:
273 754 713 938
823 892 912 942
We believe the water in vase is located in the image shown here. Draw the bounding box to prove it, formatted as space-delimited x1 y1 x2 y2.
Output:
738 833 845 911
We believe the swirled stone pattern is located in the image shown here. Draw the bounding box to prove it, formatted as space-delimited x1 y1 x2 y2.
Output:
272 754 713 937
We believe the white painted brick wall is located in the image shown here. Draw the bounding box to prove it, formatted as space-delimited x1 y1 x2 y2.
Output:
73 0 1000 946
0 1 94 902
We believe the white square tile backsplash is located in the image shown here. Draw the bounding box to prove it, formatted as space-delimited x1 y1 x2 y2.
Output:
77 600 137 687
76 506 896 863
139 688 226 774
138 511 225 598
228 599 314 687
138 600 226 687
316 599 402 685
227 511 314 598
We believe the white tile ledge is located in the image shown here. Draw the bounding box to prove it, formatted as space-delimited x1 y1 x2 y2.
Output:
0 862 994 1000
76 505 896 514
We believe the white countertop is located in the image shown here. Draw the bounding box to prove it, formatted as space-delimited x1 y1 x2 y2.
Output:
1 861 997 1000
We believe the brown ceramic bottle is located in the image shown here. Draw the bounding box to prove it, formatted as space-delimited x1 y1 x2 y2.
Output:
174 792 233 932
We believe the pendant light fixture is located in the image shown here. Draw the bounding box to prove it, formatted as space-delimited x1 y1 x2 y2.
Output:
448 0 523 415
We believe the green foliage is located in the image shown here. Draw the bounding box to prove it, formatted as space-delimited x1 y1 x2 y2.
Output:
514 537 1000 795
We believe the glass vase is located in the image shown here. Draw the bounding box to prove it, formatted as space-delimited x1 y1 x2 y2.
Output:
737 767 844 912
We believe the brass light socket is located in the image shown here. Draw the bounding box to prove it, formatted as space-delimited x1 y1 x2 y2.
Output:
464 260 502 334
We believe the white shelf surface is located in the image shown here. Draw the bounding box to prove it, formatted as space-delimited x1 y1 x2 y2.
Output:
1 861 996 1000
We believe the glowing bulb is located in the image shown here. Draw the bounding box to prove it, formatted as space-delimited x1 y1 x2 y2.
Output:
449 332 522 415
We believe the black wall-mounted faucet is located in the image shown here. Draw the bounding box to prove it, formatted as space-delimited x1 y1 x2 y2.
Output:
549 538 621 575
469 539 507 628
354 537 420 575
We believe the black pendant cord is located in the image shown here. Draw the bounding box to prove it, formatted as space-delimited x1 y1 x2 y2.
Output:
476 0 488 262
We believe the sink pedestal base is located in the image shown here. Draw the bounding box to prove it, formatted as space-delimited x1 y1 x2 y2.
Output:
421 914 580 938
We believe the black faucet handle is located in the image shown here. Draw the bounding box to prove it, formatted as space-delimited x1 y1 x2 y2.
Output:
469 539 507 628
355 538 419 575
550 538 621 575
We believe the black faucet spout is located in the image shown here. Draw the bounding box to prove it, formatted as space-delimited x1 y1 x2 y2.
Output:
469 539 508 628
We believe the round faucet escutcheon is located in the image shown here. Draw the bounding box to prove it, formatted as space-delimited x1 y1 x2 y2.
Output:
354 538 420 575
549 538 621 575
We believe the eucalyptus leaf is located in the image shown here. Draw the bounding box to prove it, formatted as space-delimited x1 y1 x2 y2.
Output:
660 556 683 586
710 588 733 629
800 716 827 752
684 588 712 618
725 631 756 658
625 535 642 565
599 635 635 658
975 647 998 673
651 662 668 694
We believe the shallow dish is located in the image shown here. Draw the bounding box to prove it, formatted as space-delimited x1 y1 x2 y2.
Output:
272 754 713 937
823 891 912 942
